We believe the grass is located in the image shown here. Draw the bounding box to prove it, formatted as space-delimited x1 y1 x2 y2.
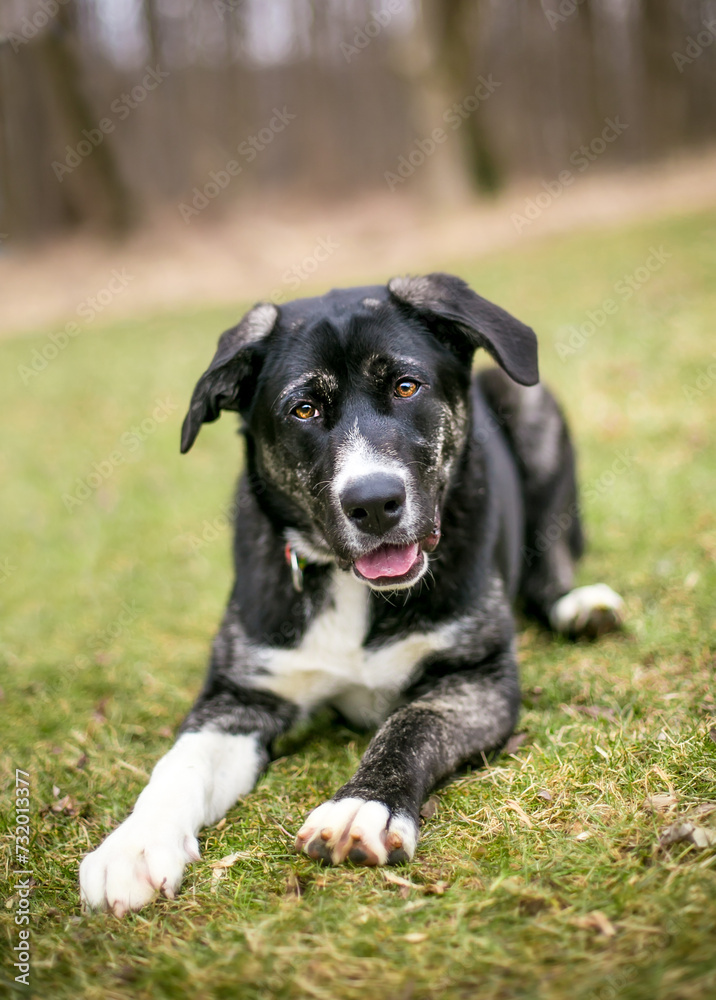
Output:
1 205 715 1000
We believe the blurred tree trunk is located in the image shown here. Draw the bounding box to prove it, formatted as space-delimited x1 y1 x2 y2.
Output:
143 0 161 63
0 43 22 240
423 0 501 193
38 1 134 234
639 0 686 155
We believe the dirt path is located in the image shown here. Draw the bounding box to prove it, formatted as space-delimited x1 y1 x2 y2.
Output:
2 149 716 337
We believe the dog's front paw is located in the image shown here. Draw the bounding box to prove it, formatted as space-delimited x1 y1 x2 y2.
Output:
79 816 200 916
295 797 418 866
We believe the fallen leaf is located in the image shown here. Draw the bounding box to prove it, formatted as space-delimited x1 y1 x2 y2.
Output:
404 932 427 943
382 870 419 890
505 799 533 828
74 753 88 770
709 728 716 745
575 910 616 937
423 881 448 896
504 732 529 755
575 831 592 842
689 803 716 819
420 795 439 819
660 822 716 850
209 851 252 870
537 788 552 801
643 794 677 813
579 705 616 720
52 785 60 798
51 795 79 816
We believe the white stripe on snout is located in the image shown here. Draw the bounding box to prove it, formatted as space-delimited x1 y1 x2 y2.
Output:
330 425 417 538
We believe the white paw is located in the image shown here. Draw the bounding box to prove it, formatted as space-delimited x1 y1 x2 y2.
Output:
549 583 624 638
79 816 200 916
295 797 418 866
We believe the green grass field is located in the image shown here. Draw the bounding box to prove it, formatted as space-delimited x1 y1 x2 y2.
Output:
1 206 715 1000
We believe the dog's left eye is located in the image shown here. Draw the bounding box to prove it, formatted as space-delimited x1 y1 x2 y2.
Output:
395 379 420 399
292 402 319 420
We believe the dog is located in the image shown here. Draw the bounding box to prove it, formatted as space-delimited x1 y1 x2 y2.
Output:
79 273 623 915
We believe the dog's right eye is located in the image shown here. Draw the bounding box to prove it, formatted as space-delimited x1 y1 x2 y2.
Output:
292 403 319 420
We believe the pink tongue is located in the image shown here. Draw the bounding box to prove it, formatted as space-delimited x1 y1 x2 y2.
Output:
354 543 420 580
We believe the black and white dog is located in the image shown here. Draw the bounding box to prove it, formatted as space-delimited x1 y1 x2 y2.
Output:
80 273 623 915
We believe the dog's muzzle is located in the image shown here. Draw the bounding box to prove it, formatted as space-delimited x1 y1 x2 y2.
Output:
337 471 441 589
340 472 406 537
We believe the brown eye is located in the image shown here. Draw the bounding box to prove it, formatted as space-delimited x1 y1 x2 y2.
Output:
293 403 318 420
395 379 419 398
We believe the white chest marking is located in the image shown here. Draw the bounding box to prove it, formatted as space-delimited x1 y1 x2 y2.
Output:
256 571 457 725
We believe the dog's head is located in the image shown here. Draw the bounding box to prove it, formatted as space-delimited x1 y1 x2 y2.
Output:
181 273 538 591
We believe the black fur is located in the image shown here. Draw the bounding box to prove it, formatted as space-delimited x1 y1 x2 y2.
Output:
178 273 586 859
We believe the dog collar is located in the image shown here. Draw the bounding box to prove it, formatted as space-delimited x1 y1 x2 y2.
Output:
284 544 307 593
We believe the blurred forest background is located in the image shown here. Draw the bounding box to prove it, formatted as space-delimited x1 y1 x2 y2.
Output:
2 0 716 242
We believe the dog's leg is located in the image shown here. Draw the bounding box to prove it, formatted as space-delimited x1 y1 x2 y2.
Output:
80 685 295 914
296 657 519 866
480 370 624 638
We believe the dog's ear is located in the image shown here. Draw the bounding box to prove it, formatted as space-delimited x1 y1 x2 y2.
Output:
388 273 539 386
180 302 279 453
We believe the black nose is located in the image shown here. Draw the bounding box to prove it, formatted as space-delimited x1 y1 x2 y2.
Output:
341 473 406 536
